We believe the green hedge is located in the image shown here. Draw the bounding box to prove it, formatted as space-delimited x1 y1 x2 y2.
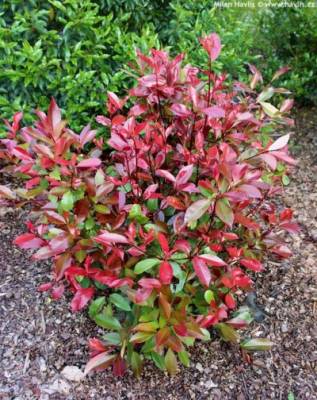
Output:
0 1 316 130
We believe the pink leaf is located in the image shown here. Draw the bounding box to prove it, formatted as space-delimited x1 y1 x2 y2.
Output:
107 91 123 113
135 287 153 304
203 106 225 119
138 278 162 289
272 66 291 82
279 222 300 234
51 284 65 300
200 33 221 61
193 257 211 287
96 115 111 126
77 158 101 169
156 169 176 183
14 233 45 249
197 254 227 267
80 124 97 146
94 231 129 245
171 104 192 118
48 98 61 129
0 185 16 200
268 134 290 151
175 164 193 187
71 287 95 312
238 184 262 199
280 99 294 113
258 153 277 170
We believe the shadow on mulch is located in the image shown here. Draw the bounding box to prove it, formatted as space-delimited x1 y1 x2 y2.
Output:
0 109 316 400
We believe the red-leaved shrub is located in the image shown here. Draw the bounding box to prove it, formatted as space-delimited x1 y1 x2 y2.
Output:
0 33 299 376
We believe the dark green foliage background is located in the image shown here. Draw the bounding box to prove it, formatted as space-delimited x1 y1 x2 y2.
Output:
0 0 316 130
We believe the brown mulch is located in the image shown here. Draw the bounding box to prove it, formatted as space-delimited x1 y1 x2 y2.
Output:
0 109 316 400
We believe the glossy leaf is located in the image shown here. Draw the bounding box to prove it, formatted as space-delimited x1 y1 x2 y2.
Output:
134 258 161 274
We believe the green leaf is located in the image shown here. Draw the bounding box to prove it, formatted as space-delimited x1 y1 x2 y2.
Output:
146 198 158 212
282 175 290 185
204 290 215 304
165 348 178 375
215 198 233 227
131 351 143 378
216 323 240 343
134 258 160 274
129 204 148 224
61 191 74 212
288 392 295 400
170 262 186 293
102 332 121 346
88 296 105 319
130 331 154 344
151 352 166 370
260 102 281 118
110 293 131 311
178 350 190 367
257 87 275 103
240 338 274 351
94 314 122 331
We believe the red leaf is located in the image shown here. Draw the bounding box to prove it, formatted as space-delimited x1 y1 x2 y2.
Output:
159 261 173 285
157 232 169 253
71 287 95 312
193 257 211 287
225 293 236 309
113 357 126 377
84 352 116 375
88 338 107 356
240 258 263 272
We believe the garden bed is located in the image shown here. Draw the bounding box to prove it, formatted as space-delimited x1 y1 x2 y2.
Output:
0 108 316 400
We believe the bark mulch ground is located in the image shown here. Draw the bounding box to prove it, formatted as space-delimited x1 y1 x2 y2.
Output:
0 109 316 400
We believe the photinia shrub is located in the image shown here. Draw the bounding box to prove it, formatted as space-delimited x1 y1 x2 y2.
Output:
0 33 299 377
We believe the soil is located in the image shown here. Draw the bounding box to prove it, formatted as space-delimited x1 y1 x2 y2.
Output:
0 109 316 400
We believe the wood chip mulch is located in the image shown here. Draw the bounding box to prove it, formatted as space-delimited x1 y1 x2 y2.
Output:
0 108 316 400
